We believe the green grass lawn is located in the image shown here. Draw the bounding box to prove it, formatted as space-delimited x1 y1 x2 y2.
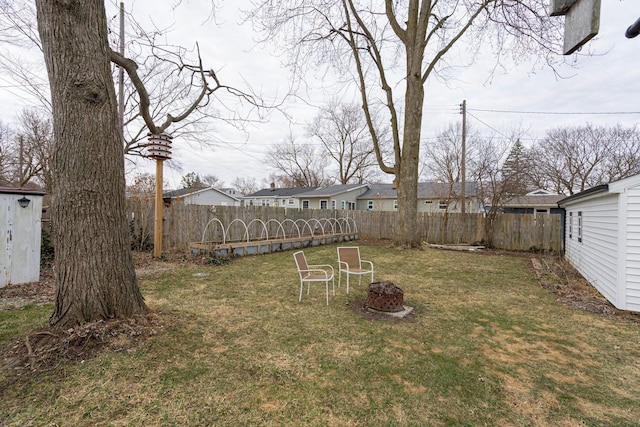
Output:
2 244 640 426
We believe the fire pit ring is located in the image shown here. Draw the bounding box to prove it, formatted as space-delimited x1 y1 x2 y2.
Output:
366 281 404 312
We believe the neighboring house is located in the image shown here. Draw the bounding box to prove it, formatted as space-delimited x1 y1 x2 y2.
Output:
502 189 565 216
243 186 317 208
221 188 241 198
558 174 640 313
294 183 370 210
163 186 241 207
357 182 483 213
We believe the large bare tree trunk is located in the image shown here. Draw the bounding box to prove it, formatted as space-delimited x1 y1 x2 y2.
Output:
36 0 146 328
394 24 424 248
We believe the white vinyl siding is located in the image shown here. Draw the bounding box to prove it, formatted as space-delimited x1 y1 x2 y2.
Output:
564 194 619 307
624 186 640 311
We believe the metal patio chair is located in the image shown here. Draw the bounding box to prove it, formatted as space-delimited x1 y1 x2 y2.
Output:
337 246 374 294
293 250 335 305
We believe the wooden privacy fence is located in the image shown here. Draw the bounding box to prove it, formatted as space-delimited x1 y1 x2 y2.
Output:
128 200 563 253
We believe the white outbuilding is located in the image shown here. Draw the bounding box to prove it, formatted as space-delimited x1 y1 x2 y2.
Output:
558 174 640 312
0 187 45 288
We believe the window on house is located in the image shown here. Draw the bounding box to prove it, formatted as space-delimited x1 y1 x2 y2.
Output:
288 199 294 206
331 200 336 210
578 211 582 243
367 200 374 210
438 200 447 210
348 201 356 210
302 200 309 209
320 200 328 209
281 199 286 206
393 200 398 210
568 212 573 239
341 200 346 210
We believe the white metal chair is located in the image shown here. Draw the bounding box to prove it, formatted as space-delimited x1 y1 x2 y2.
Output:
293 251 335 305
337 246 374 294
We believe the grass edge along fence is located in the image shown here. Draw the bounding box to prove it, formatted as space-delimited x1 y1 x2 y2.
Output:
128 200 562 253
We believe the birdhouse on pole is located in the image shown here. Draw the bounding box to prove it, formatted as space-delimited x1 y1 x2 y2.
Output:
146 133 173 160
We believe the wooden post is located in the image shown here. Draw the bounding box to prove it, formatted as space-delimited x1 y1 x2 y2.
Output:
154 158 163 258
460 100 466 214
146 133 172 258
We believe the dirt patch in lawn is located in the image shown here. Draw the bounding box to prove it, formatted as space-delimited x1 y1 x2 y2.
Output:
531 254 640 324
1 311 178 385
0 265 55 311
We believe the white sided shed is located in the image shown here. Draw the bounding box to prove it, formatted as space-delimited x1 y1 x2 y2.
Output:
558 174 640 312
0 187 45 288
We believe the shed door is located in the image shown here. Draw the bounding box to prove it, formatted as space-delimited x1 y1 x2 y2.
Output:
0 195 12 288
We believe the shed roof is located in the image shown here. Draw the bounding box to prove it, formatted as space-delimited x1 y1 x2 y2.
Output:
503 194 565 208
0 186 45 196
163 186 240 201
557 174 640 207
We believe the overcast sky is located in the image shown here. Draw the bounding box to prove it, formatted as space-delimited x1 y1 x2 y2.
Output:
1 1 639 190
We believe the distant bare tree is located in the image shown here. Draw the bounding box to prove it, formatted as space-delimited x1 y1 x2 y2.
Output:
422 123 482 185
12 108 54 190
307 101 378 184
0 1 51 110
263 172 294 189
232 176 260 195
0 109 53 190
127 173 156 200
0 123 12 185
201 174 223 188
469 135 512 246
529 124 640 195
266 134 333 187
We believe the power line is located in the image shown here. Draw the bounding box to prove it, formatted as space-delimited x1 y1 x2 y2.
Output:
468 108 640 116
466 112 514 141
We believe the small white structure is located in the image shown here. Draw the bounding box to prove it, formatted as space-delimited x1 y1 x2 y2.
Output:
163 187 240 207
558 174 640 312
0 187 45 288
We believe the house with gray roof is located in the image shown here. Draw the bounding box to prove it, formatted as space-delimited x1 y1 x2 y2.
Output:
243 185 317 208
163 186 241 207
502 189 565 216
357 182 483 213
293 184 370 210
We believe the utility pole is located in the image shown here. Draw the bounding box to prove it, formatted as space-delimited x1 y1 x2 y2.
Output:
460 100 467 214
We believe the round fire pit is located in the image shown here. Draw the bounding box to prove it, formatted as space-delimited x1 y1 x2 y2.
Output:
366 281 404 312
